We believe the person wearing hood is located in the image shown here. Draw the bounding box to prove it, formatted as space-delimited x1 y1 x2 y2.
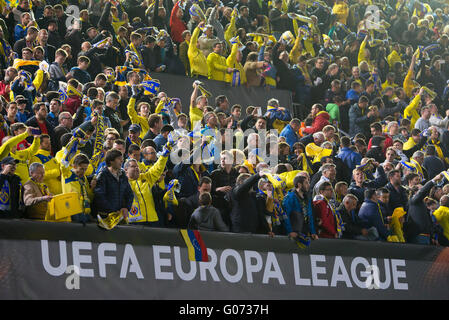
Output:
301 103 330 136
188 191 229 232
365 135 386 163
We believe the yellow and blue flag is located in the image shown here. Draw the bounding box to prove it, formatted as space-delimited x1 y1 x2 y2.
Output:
142 79 160 95
293 233 311 249
58 88 68 103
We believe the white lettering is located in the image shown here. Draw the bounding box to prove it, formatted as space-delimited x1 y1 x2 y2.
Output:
244 250 263 283
330 256 352 288
199 248 220 282
174 246 197 281
351 257 371 288
98 243 117 278
72 241 94 278
310 254 328 287
41 240 67 276
219 249 243 283
65 265 80 290
262 252 285 285
153 245 173 280
371 258 391 289
292 254 311 286
391 259 408 290
120 244 143 279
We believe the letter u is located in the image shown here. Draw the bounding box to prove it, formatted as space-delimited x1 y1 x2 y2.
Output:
41 240 68 276
371 258 391 289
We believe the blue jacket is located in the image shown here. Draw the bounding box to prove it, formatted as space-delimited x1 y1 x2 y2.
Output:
93 167 134 214
264 108 292 130
153 134 167 152
282 190 316 235
348 166 388 204
173 154 209 198
14 24 27 42
337 147 362 171
348 103 374 137
358 199 391 240
346 89 360 104
280 124 300 148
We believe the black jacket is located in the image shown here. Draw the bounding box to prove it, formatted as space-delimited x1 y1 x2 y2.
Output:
25 116 57 155
210 167 238 221
337 203 364 239
0 173 23 219
406 180 436 240
227 172 269 234
93 167 133 215
386 182 409 212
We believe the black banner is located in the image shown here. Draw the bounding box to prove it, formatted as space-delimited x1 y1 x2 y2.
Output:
0 220 448 300
152 72 293 116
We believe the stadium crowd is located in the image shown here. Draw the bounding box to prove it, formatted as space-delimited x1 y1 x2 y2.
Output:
1 0 449 246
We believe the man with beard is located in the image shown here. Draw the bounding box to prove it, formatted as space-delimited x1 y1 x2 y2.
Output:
283 175 318 239
0 67 18 101
25 103 56 153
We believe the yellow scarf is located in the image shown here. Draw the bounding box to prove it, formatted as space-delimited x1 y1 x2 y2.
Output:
67 84 83 98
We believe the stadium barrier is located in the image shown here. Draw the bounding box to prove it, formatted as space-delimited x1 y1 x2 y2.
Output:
0 219 447 299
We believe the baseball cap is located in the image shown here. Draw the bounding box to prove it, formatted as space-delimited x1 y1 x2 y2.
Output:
1 157 19 165
15 95 27 104
129 124 142 132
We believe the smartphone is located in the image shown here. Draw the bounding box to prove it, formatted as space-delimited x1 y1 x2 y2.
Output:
31 128 41 135
256 107 262 117
439 60 445 64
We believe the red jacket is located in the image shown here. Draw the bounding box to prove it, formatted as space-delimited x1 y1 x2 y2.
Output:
313 199 337 238
303 111 330 135
0 81 10 102
63 95 82 116
170 1 187 44
367 133 393 154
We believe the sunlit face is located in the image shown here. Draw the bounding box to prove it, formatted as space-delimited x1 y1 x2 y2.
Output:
30 166 45 183
112 143 125 155
40 137 51 151
393 142 403 150
178 116 187 128
34 49 44 61
125 160 140 180
354 170 364 183
255 119 266 130
143 147 157 161
7 104 17 117
128 130 140 142
139 103 150 117
22 50 33 60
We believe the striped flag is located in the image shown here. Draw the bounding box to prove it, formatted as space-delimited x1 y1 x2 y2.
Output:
180 229 209 262
293 233 311 249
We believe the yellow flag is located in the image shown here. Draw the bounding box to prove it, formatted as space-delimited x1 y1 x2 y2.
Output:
46 192 82 222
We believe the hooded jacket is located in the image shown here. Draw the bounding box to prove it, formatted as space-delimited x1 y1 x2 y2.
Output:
302 111 330 135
